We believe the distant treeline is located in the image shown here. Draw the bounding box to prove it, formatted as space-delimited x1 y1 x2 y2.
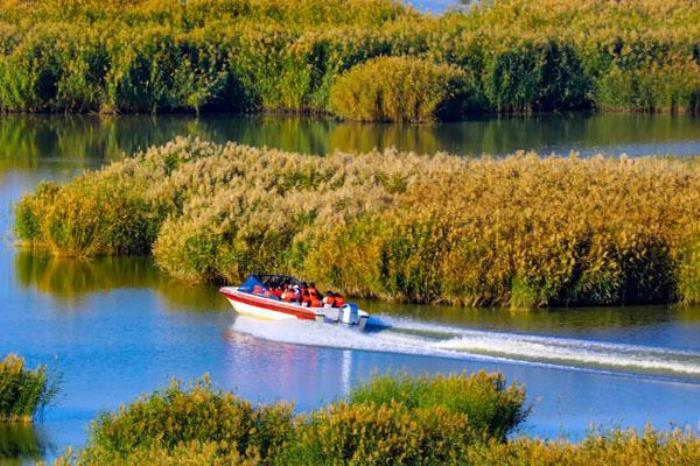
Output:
15 137 700 308
0 0 699 119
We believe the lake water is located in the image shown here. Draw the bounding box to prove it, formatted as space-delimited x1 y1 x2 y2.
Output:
1 113 700 463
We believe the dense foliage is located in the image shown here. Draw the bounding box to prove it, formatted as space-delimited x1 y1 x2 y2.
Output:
467 428 700 466
15 138 700 308
60 371 525 465
0 354 58 423
329 57 471 122
54 373 700 465
0 0 698 118
348 372 526 440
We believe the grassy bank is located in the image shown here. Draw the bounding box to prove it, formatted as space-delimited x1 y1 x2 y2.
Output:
52 372 700 465
0 355 57 423
0 0 698 118
15 138 700 308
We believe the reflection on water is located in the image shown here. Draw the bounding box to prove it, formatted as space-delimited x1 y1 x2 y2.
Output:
14 252 227 313
0 425 49 466
0 113 699 175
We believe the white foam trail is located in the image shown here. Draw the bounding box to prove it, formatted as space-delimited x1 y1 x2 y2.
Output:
231 315 700 378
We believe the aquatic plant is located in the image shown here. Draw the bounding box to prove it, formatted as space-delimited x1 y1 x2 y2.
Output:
60 371 526 465
467 427 700 466
0 354 58 423
348 371 527 440
53 372 700 465
329 56 471 122
283 402 476 465
81 376 294 463
15 138 700 307
0 0 698 114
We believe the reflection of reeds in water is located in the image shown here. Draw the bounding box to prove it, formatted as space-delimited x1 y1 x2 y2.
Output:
0 424 48 465
13 252 227 312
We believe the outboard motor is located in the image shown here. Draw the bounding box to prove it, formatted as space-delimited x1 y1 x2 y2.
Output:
340 304 360 325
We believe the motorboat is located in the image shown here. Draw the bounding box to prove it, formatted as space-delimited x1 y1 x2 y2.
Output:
220 274 370 330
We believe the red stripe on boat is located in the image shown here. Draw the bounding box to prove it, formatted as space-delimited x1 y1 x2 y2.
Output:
220 289 316 320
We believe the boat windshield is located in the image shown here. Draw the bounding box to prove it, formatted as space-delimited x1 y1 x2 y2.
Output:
239 274 304 294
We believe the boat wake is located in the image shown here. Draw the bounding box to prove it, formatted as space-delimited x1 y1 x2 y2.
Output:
231 315 700 380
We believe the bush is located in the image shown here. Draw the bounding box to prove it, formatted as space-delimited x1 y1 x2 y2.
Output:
81 377 294 464
16 138 700 307
64 371 524 465
329 56 472 122
467 428 700 466
0 354 58 423
348 371 527 440
284 402 476 465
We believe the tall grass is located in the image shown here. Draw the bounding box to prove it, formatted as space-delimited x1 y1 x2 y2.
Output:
467 428 700 466
0 0 698 115
15 138 700 308
0 354 58 423
61 371 526 465
80 377 294 464
348 372 527 440
329 56 471 122
53 372 700 465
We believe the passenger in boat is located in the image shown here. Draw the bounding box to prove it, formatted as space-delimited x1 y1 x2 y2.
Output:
281 285 296 302
252 284 265 296
292 285 302 303
301 287 311 307
323 291 345 307
264 288 280 300
308 283 322 307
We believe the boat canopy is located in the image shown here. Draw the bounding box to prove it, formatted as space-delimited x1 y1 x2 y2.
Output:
239 274 305 293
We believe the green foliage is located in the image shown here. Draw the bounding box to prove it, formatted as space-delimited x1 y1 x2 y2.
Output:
348 371 527 440
467 427 700 466
284 402 476 465
81 377 294 464
53 372 700 465
329 56 471 122
0 354 58 423
15 138 700 307
0 0 698 114
64 371 526 465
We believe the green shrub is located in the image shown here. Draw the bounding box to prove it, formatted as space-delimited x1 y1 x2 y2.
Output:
284 402 476 465
348 371 527 440
329 56 472 122
467 427 700 466
82 377 294 463
0 354 58 423
0 0 699 114
15 138 700 306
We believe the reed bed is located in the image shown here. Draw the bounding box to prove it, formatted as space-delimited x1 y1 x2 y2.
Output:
59 371 526 465
0 354 57 423
328 57 471 122
0 0 698 117
53 372 700 465
15 138 700 308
